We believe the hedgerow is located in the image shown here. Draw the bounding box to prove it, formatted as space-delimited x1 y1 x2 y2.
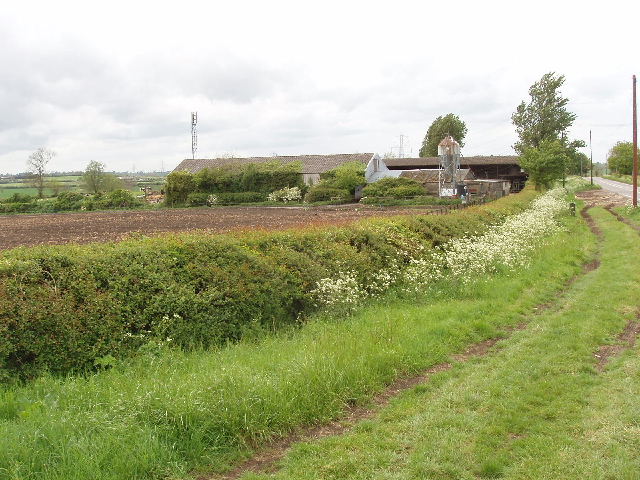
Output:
0 190 146 214
0 187 541 382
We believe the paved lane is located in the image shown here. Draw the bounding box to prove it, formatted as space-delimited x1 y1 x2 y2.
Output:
590 177 640 200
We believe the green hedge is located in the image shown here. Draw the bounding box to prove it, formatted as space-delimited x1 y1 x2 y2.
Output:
304 187 350 203
362 177 425 197
1 190 145 214
0 188 538 382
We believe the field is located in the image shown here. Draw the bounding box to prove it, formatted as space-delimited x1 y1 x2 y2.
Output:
0 174 166 201
0 204 443 250
0 188 623 251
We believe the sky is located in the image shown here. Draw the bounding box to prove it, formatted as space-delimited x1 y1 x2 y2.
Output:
0 0 637 175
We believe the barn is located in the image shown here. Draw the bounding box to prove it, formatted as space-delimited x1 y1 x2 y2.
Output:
174 153 378 186
173 152 526 199
379 156 526 192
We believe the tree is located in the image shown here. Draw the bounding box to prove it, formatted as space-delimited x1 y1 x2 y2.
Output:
82 160 108 194
318 161 366 194
518 139 570 190
566 150 589 176
81 161 123 193
26 148 56 198
419 114 467 157
511 72 579 154
46 179 64 197
164 170 195 205
512 72 585 185
607 141 638 175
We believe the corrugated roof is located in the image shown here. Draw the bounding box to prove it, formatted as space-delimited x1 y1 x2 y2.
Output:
384 156 520 169
174 153 375 175
399 168 473 183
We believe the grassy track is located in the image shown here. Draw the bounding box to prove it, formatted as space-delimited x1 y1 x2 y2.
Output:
243 206 640 479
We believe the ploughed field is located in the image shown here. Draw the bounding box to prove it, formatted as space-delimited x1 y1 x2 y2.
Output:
0 204 439 250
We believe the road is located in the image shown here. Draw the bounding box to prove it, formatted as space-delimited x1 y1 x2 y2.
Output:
590 177 640 200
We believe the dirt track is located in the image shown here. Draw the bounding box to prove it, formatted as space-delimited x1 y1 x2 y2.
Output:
574 188 628 207
0 204 438 251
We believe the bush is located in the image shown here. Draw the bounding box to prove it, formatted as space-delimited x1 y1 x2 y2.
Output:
305 187 350 203
217 192 266 204
186 192 210 207
4 193 34 204
268 186 302 203
362 177 425 197
387 185 427 197
94 189 142 209
318 161 366 194
54 191 85 211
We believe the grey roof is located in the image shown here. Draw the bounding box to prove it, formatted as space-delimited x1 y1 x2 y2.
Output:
174 153 376 175
383 155 520 169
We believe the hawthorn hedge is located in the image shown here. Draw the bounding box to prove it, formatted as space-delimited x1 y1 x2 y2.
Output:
0 188 538 382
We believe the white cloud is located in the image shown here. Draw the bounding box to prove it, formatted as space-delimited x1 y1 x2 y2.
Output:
0 0 638 173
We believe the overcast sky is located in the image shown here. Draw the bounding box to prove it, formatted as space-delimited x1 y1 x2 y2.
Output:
0 0 637 175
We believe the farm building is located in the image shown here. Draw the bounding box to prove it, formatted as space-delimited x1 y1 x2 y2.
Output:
173 153 378 186
173 152 526 198
380 156 526 192
399 169 475 196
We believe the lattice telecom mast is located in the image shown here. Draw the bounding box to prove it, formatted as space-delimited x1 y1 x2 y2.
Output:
191 112 198 159
438 135 460 197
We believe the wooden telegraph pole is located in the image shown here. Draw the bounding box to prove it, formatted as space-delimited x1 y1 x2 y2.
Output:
633 75 638 207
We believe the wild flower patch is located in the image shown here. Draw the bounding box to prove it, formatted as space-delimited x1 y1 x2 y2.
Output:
311 188 568 306
268 186 302 203
438 189 566 281
624 201 638 216
312 270 364 314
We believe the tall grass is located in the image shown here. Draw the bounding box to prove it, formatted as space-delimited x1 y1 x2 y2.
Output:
244 206 640 480
0 192 592 479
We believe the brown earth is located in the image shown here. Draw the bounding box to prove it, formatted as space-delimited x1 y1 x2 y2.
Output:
574 188 628 207
0 204 442 251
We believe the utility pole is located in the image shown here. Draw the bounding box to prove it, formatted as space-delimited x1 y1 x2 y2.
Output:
590 130 593 186
633 75 637 207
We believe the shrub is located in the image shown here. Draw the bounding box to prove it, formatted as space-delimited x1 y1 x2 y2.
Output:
4 193 34 204
362 177 425 197
387 185 426 197
54 191 85 211
186 192 210 207
318 161 366 194
164 171 195 205
217 192 266 204
268 186 302 203
96 189 142 209
305 187 350 203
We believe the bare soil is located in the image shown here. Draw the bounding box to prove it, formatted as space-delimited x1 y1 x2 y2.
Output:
574 188 628 207
0 204 438 251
